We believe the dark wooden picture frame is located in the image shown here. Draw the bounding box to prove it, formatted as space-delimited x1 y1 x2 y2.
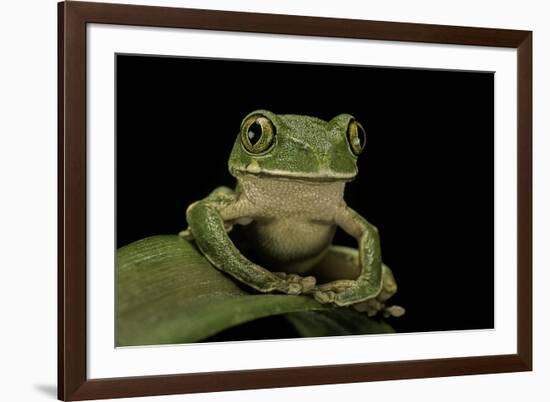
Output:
58 1 532 400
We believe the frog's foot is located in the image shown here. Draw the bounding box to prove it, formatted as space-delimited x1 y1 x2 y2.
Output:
273 272 316 295
314 280 383 308
313 280 356 304
353 299 406 318
313 290 336 304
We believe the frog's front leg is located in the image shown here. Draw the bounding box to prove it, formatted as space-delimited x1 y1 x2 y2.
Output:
314 205 383 306
185 196 314 295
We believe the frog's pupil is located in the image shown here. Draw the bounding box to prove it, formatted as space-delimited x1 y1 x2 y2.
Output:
247 122 262 145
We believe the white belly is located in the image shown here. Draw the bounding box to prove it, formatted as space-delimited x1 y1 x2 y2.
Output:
235 175 347 273
237 215 336 275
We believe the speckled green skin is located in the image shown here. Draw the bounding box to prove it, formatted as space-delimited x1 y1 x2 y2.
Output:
180 110 402 314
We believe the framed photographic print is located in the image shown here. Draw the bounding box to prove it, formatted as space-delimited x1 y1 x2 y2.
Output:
58 1 532 400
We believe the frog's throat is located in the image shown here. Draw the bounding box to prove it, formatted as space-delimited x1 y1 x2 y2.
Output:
231 168 356 183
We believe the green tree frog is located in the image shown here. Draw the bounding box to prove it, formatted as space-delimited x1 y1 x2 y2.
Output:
180 110 403 317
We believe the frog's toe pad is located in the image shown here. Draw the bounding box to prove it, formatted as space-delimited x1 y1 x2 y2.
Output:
313 290 336 304
178 228 193 240
383 305 406 318
353 301 406 318
300 276 316 293
353 299 383 316
273 273 317 294
287 283 302 295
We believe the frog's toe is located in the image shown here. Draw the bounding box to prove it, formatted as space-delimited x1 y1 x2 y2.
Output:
353 299 384 316
332 286 363 306
313 290 336 304
352 300 405 318
274 273 316 294
178 228 193 240
300 276 316 293
383 305 406 318
286 282 302 295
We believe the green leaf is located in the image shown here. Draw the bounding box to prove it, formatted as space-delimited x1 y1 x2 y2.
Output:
284 309 394 337
116 235 394 346
116 235 327 346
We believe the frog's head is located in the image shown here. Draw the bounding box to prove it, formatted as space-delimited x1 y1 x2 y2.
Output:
228 110 366 182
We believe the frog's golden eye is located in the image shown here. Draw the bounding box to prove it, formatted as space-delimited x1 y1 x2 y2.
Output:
240 115 276 154
347 119 366 156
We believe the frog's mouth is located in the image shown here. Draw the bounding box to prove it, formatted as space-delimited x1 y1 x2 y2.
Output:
232 166 356 183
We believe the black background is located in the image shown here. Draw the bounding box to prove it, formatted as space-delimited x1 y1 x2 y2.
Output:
116 54 494 335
